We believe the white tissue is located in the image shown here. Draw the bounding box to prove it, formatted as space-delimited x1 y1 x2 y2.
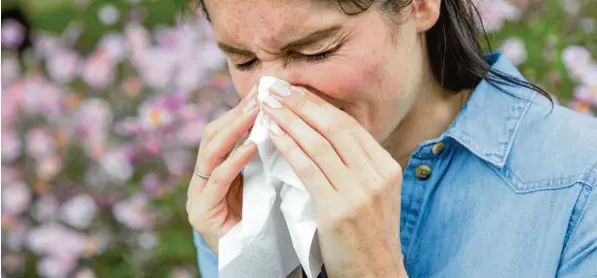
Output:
218 76 323 278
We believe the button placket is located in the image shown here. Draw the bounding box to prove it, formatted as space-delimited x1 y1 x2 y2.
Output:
401 141 447 256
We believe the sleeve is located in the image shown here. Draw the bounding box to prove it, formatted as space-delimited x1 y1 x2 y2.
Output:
193 229 219 278
556 185 597 277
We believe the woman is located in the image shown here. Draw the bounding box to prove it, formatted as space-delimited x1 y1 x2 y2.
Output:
186 0 597 277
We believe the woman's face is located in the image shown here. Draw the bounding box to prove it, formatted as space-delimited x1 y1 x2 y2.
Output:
204 0 438 142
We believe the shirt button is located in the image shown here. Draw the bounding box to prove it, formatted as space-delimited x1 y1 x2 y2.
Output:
415 164 432 180
432 142 445 155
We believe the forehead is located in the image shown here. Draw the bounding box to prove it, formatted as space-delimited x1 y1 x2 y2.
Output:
204 0 346 47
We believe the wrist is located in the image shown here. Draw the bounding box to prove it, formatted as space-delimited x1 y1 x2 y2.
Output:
363 252 407 278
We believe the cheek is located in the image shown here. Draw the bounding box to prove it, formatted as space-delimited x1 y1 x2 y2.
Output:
229 63 260 98
295 55 386 102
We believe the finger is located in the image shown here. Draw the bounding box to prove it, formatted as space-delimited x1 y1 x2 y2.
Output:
196 104 259 177
292 86 394 165
267 83 377 166
200 85 257 145
263 102 355 191
195 84 256 167
268 122 336 201
200 142 258 208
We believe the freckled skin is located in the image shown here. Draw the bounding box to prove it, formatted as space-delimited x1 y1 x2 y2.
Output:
203 0 463 169
189 1 463 273
204 0 429 143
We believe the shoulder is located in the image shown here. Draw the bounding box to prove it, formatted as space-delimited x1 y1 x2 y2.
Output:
504 95 597 191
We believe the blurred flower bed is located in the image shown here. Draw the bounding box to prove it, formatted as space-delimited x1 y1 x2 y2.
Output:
1 0 596 277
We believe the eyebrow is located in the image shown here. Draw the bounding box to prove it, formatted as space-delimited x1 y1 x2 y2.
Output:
217 25 342 56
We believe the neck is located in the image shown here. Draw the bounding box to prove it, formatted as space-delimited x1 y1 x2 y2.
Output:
382 83 470 167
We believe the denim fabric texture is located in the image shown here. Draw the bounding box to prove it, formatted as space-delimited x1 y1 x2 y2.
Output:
192 52 597 278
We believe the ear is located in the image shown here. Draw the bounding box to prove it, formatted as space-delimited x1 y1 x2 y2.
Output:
412 0 441 33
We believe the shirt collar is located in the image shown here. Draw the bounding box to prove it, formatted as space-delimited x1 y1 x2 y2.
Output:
442 52 537 168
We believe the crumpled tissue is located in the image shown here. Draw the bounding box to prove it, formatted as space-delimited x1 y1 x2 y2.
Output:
218 76 323 278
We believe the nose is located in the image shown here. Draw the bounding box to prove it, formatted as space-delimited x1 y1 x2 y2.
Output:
258 61 297 85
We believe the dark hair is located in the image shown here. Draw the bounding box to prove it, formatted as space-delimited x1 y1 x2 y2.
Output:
196 0 551 101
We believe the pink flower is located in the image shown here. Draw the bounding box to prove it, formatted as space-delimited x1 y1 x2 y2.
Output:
562 45 593 82
177 104 206 121
32 33 62 59
155 92 189 111
155 26 180 50
60 194 99 229
573 85 597 106
100 148 134 181
162 149 193 177
196 41 227 71
1 167 22 185
580 63 597 87
46 49 80 84
75 98 113 159
36 256 77 278
143 134 162 155
36 155 63 180
26 222 87 258
475 0 522 32
98 4 120 26
124 23 150 52
75 98 113 132
2 130 22 162
26 127 55 158
98 33 128 62
114 117 143 135
176 120 205 147
133 48 177 89
2 181 32 215
4 221 28 251
23 77 65 116
1 19 26 49
113 194 154 230
32 196 60 222
174 62 208 92
500 38 527 66
2 55 22 87
2 82 25 126
81 51 115 90
138 101 175 131
141 173 161 196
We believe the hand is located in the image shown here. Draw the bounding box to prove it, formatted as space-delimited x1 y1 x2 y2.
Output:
186 87 259 255
262 83 407 278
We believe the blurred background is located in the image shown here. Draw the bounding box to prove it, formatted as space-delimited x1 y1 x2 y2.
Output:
1 0 596 277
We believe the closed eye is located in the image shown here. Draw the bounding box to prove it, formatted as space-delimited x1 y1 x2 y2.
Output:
233 44 341 72
299 50 333 63
234 59 259 71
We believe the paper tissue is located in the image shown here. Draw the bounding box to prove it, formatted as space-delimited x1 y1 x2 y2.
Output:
218 77 323 278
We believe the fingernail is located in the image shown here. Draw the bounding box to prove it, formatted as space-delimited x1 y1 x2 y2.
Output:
270 80 292 97
262 95 282 109
292 86 307 96
269 122 283 136
243 98 257 113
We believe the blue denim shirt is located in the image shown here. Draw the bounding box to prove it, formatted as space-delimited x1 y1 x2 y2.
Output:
193 52 597 277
